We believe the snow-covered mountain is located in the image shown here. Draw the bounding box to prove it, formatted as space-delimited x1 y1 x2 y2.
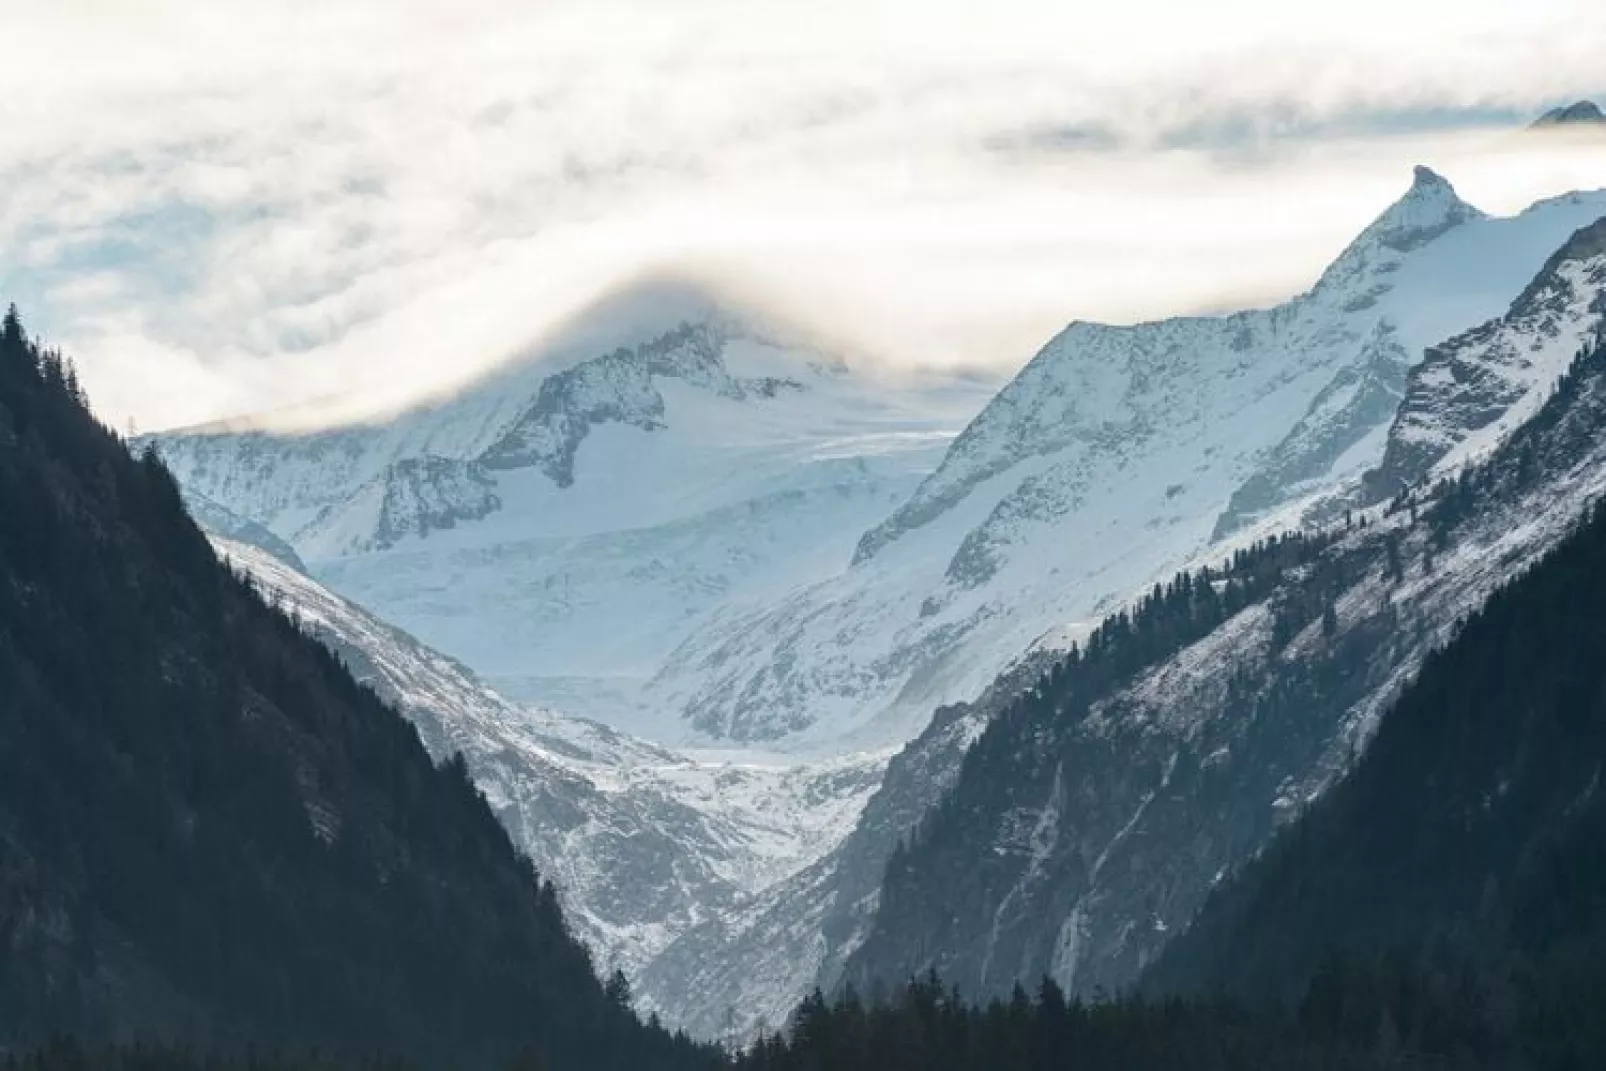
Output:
213 537 886 978
656 169 1606 748
633 188 1606 1040
152 172 1604 755
843 235 1606 1007
151 287 994 742
1363 213 1606 499
149 168 1606 1042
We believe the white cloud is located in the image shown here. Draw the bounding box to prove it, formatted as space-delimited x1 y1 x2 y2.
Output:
0 0 1602 428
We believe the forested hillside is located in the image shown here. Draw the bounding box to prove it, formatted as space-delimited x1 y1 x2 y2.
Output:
735 467 1606 1071
1148 498 1606 1002
0 306 712 1070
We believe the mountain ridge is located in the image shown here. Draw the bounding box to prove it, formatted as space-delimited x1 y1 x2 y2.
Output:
841 241 1606 1008
657 171 1606 748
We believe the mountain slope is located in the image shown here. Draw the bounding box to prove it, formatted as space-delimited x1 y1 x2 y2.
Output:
655 172 1606 748
1150 485 1606 1004
0 308 709 1069
215 537 884 980
150 286 990 741
1363 214 1606 499
137 176 1606 1042
844 263 1606 1004
635 672 1039 1043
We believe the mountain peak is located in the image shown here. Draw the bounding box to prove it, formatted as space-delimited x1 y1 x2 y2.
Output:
1532 100 1606 128
1410 163 1449 189
1313 166 1483 297
1364 165 1484 252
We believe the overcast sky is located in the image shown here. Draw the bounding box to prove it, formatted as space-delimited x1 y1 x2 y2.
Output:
2 0 1604 430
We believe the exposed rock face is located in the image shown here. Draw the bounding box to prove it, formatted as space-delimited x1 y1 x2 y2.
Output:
296 455 502 555
1363 215 1606 501
479 322 802 485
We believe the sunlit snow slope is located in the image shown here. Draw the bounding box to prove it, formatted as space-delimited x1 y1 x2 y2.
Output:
655 170 1606 749
155 173 1604 753
154 286 993 746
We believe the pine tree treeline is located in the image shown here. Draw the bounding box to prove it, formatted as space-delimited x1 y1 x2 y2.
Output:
733 948 1606 1071
0 306 715 1069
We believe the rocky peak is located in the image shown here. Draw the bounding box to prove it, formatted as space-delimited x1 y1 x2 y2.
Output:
1312 166 1484 305
477 318 806 486
1374 166 1484 248
1344 165 1480 258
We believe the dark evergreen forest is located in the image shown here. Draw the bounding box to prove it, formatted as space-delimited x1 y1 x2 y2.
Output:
739 449 1606 1068
0 306 713 1070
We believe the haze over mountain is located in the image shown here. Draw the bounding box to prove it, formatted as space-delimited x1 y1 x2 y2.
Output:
146 152 1606 1042
4 4 1604 432
7 3 1606 1060
150 291 995 742
1532 100 1606 128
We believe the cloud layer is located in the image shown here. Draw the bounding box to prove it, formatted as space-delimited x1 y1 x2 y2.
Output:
2 0 1604 429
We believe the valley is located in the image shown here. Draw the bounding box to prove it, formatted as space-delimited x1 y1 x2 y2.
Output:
136 162 1606 1043
8 0 1606 1062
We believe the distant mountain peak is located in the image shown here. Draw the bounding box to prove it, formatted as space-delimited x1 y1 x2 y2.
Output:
510 275 847 383
1532 100 1606 128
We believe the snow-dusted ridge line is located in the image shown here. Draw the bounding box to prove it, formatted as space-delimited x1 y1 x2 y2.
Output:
660 170 1606 746
841 259 1606 1010
1363 214 1606 500
151 293 993 743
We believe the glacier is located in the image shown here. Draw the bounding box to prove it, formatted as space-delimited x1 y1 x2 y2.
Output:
152 290 995 744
